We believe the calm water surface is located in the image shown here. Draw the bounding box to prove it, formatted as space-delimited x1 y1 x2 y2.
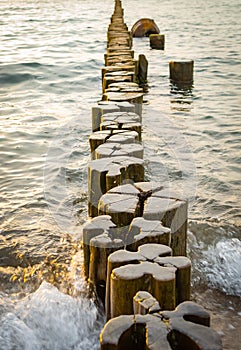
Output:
0 0 240 349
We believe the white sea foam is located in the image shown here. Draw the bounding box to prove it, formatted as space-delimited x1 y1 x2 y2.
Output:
201 238 241 296
0 282 103 350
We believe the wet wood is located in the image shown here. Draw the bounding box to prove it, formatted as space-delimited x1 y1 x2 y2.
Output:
82 215 116 279
94 142 143 160
92 104 120 132
100 111 142 140
133 291 161 315
100 314 171 350
98 182 188 255
126 217 171 251
106 243 172 320
89 233 123 302
131 18 160 37
137 54 148 85
150 34 165 50
155 256 191 304
100 301 222 350
88 158 144 217
161 301 222 350
169 60 194 87
89 129 139 156
110 261 176 317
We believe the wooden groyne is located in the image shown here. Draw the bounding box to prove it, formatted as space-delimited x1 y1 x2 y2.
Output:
82 0 221 348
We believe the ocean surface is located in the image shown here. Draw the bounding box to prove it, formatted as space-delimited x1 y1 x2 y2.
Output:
0 0 240 349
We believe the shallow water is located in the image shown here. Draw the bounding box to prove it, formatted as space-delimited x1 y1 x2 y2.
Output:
0 0 241 348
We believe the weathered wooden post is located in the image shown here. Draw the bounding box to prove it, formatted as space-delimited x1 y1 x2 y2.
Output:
100 301 223 350
94 142 143 160
150 34 165 50
89 129 139 157
102 89 143 117
98 182 188 255
155 255 191 304
110 261 176 318
137 54 148 86
106 244 191 319
126 217 171 251
82 215 117 279
169 60 194 88
88 158 144 217
106 243 172 320
100 111 142 140
88 232 123 303
92 104 120 132
133 291 161 315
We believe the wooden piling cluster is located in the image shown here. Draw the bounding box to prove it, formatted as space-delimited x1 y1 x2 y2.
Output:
82 0 222 348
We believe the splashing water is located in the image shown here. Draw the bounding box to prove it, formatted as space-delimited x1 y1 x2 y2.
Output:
0 282 104 350
194 238 241 297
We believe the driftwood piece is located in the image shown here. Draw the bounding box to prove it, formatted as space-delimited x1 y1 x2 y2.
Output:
88 158 144 217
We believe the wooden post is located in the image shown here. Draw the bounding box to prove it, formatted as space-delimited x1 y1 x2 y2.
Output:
106 243 172 320
126 217 171 251
133 291 161 315
98 182 188 255
169 60 194 87
149 34 165 50
100 302 222 350
89 233 123 303
154 256 191 304
94 142 143 160
137 54 148 85
89 129 139 156
88 158 144 217
131 18 160 37
82 215 116 279
92 104 120 132
110 261 176 318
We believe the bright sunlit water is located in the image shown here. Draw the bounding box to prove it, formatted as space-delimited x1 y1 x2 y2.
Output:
0 0 241 349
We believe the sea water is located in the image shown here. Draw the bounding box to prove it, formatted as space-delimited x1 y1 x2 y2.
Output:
0 0 240 348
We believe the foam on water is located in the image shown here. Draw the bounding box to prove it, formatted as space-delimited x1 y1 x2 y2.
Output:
0 282 103 350
201 238 241 297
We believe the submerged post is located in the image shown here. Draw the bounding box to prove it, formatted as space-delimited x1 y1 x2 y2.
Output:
169 60 194 88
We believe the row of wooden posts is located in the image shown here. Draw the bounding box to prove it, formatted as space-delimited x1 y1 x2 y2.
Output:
82 0 222 348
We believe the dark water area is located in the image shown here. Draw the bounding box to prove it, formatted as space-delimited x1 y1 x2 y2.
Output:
0 0 240 348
